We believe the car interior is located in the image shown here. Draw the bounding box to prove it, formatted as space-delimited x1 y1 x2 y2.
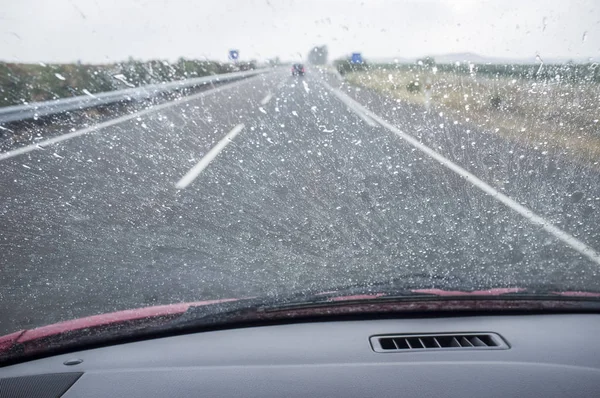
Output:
2 311 600 397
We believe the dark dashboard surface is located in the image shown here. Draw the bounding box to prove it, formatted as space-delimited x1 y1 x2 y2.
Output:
2 314 600 397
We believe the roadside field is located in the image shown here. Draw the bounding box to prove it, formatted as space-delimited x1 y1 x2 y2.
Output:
345 67 600 163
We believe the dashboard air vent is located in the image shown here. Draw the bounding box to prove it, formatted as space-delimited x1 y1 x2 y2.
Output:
371 333 508 352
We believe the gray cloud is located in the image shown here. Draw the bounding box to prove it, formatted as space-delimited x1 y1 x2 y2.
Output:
1 0 598 63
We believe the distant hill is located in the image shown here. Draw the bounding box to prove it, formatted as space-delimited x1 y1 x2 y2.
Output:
367 52 597 65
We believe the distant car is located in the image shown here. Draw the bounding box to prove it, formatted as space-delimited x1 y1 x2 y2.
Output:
292 63 305 76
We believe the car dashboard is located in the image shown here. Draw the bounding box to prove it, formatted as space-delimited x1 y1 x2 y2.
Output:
1 313 600 397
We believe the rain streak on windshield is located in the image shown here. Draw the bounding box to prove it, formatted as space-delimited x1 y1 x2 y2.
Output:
0 0 599 335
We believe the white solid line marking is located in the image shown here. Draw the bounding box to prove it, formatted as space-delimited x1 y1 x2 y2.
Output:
0 75 264 162
260 92 273 105
175 124 245 189
320 82 376 127
321 80 600 267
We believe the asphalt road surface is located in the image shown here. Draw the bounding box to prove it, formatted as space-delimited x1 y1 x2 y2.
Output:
1 68 599 335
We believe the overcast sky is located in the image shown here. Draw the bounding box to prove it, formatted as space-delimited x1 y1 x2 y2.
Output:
1 0 599 64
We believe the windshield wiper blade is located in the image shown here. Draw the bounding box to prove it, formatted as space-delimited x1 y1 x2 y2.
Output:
160 290 438 332
169 293 600 333
164 281 600 331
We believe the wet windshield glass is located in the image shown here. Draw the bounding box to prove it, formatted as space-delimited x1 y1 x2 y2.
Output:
1 0 599 336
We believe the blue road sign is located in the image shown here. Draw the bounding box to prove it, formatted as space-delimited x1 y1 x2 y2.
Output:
351 53 363 64
229 50 239 60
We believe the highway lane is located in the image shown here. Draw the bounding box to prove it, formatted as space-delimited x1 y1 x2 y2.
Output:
1 68 599 335
0 71 285 332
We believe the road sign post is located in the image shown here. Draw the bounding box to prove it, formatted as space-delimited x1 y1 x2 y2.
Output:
229 50 239 62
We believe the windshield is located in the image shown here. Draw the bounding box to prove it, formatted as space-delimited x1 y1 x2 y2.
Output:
1 0 600 338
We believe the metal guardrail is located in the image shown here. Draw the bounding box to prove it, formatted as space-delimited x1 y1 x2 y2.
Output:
0 69 269 124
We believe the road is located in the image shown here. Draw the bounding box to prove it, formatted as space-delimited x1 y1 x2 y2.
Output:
1 67 599 334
